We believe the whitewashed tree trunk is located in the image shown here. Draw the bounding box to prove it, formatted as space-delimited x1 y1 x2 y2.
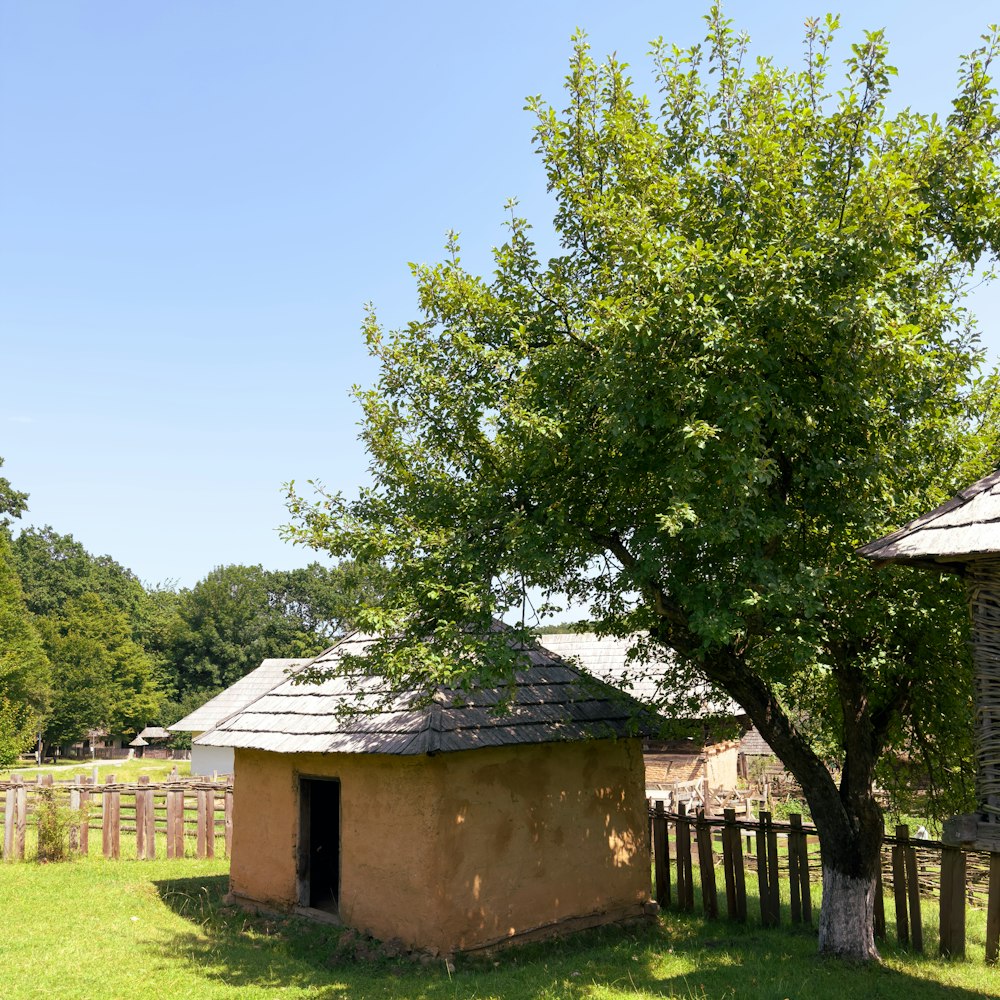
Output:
818 866 880 960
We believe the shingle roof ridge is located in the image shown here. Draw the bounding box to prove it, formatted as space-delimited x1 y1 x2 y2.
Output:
858 465 1000 564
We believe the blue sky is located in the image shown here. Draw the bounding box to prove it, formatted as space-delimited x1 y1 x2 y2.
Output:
3 1 999 588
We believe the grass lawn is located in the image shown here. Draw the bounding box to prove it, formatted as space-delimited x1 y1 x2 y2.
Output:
0 759 193 783
1 856 999 1000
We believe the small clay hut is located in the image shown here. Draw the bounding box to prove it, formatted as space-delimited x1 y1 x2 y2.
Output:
859 467 1000 849
195 629 657 954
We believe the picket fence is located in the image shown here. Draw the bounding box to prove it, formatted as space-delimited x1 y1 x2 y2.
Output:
651 803 1000 965
1 773 232 861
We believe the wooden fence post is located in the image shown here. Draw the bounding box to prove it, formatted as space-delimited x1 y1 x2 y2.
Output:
653 801 670 908
79 778 91 856
874 859 886 941
166 786 185 858
903 828 923 954
987 853 1000 965
696 810 718 918
224 786 234 860
102 777 120 860
3 778 17 860
677 802 694 912
722 807 747 923
15 780 26 860
766 811 780 926
791 814 812 924
892 825 910 947
196 788 214 859
135 776 155 860
939 845 966 959
756 811 779 927
756 810 772 927
69 784 80 852
788 814 802 924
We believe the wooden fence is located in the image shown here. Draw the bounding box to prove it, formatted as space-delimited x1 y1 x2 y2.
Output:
1 773 232 862
650 803 1000 964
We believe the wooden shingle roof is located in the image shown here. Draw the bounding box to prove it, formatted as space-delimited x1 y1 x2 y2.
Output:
858 467 1000 574
169 658 311 733
194 631 660 756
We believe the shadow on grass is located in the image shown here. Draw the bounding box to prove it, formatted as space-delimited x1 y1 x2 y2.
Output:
152 877 998 1000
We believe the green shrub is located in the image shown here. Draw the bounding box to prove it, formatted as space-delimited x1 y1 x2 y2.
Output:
35 789 75 862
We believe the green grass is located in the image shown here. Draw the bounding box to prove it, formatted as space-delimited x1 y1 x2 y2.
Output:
1 758 192 783
1 856 999 999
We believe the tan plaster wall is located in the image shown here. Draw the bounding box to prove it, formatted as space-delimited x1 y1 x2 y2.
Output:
427 738 651 951
229 738 650 953
230 748 442 946
705 744 739 789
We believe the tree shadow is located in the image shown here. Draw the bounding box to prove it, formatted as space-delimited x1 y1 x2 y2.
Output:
152 876 997 1000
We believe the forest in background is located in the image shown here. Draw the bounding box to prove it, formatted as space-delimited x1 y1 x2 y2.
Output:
0 457 379 764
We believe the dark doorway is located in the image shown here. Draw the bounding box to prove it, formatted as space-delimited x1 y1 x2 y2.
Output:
298 777 340 912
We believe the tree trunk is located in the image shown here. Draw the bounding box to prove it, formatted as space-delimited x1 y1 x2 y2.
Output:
817 865 879 959
675 640 887 960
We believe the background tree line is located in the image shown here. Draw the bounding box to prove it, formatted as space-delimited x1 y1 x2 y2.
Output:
0 458 374 765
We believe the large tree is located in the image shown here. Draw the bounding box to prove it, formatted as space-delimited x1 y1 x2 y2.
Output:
286 9 1000 960
0 460 50 763
38 593 164 747
167 561 382 695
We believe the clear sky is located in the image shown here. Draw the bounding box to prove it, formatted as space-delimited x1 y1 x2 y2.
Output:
2 1 999 588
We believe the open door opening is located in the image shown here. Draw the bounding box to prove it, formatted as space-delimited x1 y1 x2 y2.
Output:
298 777 340 913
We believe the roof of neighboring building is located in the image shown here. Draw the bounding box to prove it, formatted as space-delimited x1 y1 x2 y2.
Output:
138 726 172 740
739 727 775 756
169 658 311 733
194 629 661 756
858 467 1000 574
537 632 742 717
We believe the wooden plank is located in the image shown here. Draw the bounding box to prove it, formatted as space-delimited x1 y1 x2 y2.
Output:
788 814 802 924
939 846 967 958
798 818 813 925
224 787 233 859
756 811 772 926
135 785 146 858
874 861 886 940
950 848 967 959
15 783 26 860
3 781 15 860
196 788 212 859
137 777 155 860
722 808 737 920
903 847 924 954
733 812 747 923
69 786 80 852
653 801 670 908
696 810 718 919
79 783 90 855
766 811 780 926
677 803 694 912
987 853 1000 965
893 826 910 947
166 788 179 858
904 841 923 954
103 782 120 860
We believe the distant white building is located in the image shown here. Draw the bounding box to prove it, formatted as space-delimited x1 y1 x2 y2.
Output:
169 658 309 775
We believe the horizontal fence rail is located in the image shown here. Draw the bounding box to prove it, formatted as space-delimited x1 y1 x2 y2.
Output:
649 803 1000 966
1 773 232 862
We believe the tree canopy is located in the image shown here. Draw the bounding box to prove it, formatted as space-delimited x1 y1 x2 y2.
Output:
166 561 384 697
286 9 1000 959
